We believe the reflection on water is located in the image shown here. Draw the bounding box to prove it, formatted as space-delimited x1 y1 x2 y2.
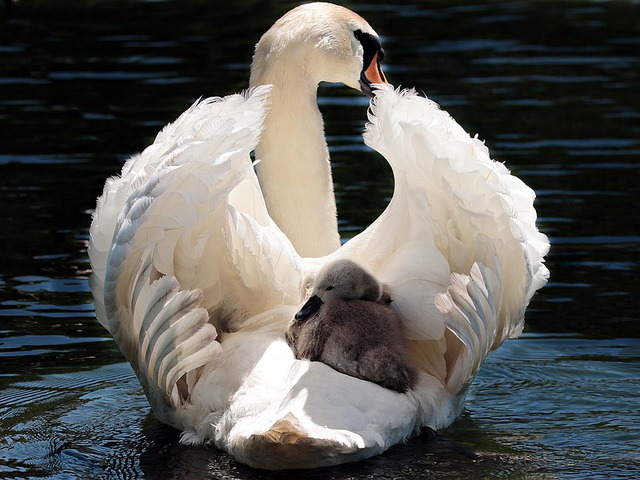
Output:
2 0 640 478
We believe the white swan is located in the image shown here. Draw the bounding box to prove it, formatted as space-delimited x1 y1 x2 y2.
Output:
89 2 549 470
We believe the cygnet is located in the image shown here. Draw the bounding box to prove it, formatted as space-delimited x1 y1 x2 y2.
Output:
286 259 417 393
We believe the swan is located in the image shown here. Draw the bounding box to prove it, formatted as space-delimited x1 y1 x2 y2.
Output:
88 2 549 470
287 259 418 393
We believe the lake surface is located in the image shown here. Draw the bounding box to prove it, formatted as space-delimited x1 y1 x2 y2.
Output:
2 0 640 478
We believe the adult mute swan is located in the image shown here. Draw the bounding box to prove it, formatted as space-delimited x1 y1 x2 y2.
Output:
89 2 549 470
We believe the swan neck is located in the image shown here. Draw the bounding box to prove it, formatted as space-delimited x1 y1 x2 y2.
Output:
251 74 340 258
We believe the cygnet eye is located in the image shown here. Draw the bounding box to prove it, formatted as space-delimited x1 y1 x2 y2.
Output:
325 286 334 292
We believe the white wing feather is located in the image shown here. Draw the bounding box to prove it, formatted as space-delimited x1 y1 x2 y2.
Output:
435 259 502 393
341 86 549 392
88 86 296 416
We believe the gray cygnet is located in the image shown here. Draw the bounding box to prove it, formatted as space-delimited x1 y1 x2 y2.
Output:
286 259 417 393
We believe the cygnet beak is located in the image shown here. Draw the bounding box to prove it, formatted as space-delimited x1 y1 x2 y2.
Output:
294 295 323 321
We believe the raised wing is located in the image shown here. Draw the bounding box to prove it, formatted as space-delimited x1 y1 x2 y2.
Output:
341 86 549 392
88 86 305 417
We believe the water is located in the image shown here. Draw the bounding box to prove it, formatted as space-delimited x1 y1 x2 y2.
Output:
2 0 640 478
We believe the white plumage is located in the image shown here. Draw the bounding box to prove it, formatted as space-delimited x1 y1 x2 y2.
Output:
89 3 549 470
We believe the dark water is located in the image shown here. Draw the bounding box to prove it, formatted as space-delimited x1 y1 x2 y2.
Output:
2 0 640 478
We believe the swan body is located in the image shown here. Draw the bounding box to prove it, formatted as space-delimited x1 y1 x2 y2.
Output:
89 2 549 470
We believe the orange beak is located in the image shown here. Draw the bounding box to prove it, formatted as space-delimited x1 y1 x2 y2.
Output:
360 51 390 98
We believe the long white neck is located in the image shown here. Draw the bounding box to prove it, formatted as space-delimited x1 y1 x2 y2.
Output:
250 62 340 258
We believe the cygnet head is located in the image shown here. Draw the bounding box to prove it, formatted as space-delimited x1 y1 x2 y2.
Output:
250 2 388 96
295 259 382 321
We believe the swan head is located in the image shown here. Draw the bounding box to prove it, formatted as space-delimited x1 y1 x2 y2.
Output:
295 259 382 321
250 2 388 96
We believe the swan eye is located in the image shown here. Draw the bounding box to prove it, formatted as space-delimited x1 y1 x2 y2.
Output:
353 29 383 68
